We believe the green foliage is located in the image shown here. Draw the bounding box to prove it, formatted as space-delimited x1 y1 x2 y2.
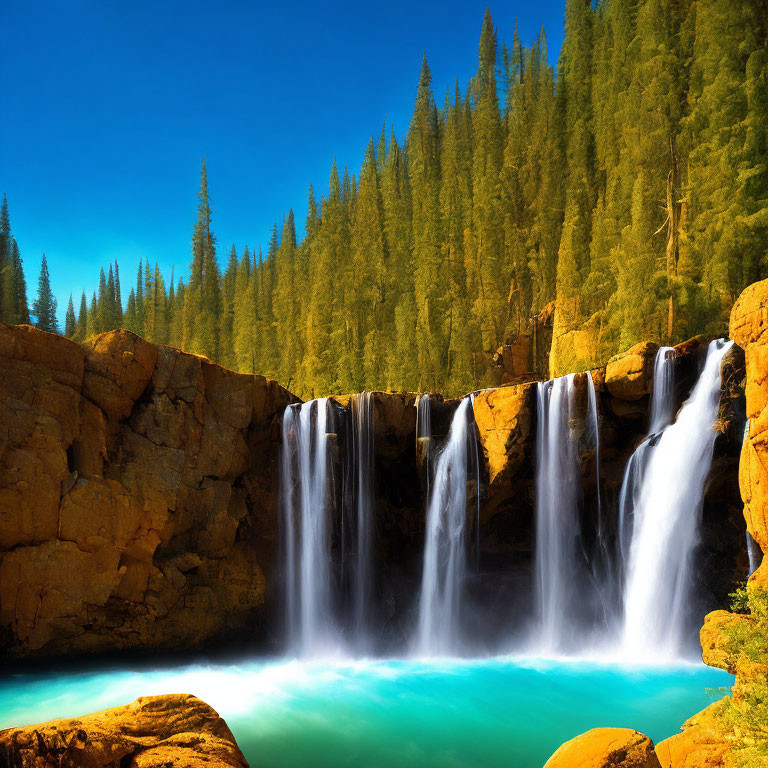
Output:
717 588 768 768
729 584 751 614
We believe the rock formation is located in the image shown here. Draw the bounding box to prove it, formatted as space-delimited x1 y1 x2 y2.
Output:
543 727 662 768
0 323 294 657
0 694 248 768
730 279 768 592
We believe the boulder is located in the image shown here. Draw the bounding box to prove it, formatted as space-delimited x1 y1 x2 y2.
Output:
473 385 532 487
0 694 248 768
605 342 659 401
699 609 747 676
82 329 158 421
544 728 661 768
655 702 730 768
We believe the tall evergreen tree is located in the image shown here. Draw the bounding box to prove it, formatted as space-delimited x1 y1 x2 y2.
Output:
0 195 10 323
64 294 76 337
33 254 58 333
76 291 88 340
409 55 445 390
184 159 221 359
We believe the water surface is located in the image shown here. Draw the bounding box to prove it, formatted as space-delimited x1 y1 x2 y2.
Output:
0 657 731 768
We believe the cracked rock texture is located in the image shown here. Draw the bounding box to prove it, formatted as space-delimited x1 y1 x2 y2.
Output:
0 323 294 657
0 693 248 768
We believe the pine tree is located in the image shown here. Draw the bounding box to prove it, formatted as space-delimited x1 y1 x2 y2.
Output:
274 212 298 387
85 292 98 338
219 244 239 368
382 131 418 390
64 294 76 337
469 10 507 381
350 139 388 388
114 260 123 324
0 195 10 323
95 267 108 333
33 254 58 333
184 159 221 359
552 0 597 374
11 240 29 323
440 82 475 394
233 246 256 372
124 289 137 335
304 165 345 393
409 55 445 390
76 291 88 340
149 263 168 344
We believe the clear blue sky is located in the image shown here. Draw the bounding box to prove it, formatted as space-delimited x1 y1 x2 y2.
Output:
1 0 564 324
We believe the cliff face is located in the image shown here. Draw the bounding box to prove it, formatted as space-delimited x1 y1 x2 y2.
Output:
730 280 768 592
0 323 294 657
0 319 748 658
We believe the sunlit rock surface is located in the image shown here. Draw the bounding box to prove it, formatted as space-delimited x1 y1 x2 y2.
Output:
0 323 294 657
730 278 768 590
654 703 730 768
0 694 248 768
544 727 661 768
605 341 659 401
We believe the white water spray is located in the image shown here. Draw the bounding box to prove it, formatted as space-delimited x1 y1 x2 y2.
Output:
533 375 584 653
416 397 473 655
617 347 677 575
648 347 676 434
280 398 336 656
416 394 433 496
621 340 733 660
350 392 374 649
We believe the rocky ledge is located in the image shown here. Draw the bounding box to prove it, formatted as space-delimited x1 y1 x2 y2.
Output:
0 694 247 768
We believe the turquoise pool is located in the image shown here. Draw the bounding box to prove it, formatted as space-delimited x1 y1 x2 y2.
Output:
0 657 732 768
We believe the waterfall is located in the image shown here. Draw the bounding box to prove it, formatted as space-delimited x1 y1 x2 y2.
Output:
648 347 676 434
417 394 432 441
533 374 584 653
280 398 336 656
469 393 482 571
617 347 677 578
586 375 603 542
621 339 733 660
587 372 618 635
416 397 473 655
416 394 433 497
350 392 374 650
